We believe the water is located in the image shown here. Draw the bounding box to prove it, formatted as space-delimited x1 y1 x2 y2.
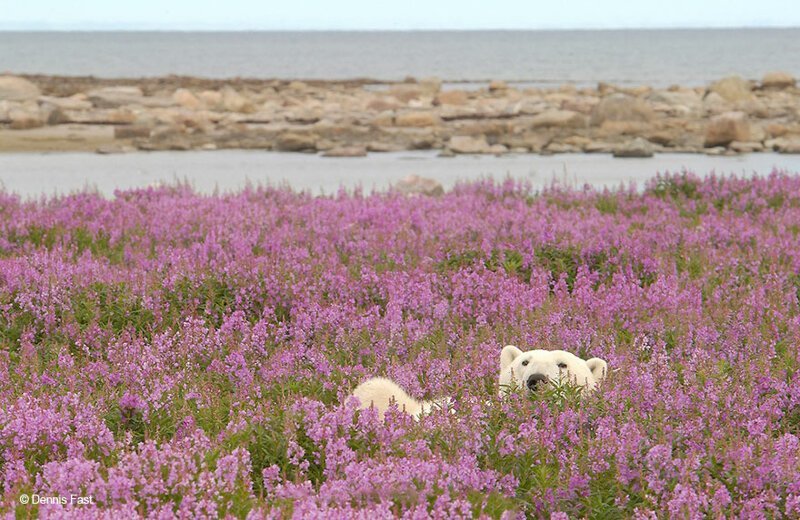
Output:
2 29 799 87
1 151 799 199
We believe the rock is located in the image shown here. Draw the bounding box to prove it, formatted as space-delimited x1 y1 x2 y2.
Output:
647 90 702 112
447 135 492 154
489 80 508 92
418 77 442 94
435 90 469 106
612 137 655 158
173 89 202 110
38 95 92 111
0 76 41 101
275 132 316 152
114 125 152 139
367 97 403 111
395 174 444 196
394 111 440 127
761 71 796 90
87 86 146 108
765 123 789 138
96 144 134 154
530 110 587 129
63 108 136 125
489 144 509 154
544 142 581 153
438 148 456 157
199 90 223 110
702 92 732 115
704 112 750 147
322 146 367 157
220 87 254 113
367 141 404 152
370 111 395 127
765 137 800 153
9 106 44 129
41 105 69 125
388 85 425 103
729 141 764 153
708 76 753 103
590 94 654 126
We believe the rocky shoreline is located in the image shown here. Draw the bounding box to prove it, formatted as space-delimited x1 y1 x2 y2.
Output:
0 72 798 155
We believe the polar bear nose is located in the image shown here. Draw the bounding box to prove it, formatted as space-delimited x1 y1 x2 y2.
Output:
526 374 548 391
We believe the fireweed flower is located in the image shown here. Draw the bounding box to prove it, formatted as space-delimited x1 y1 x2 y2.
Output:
0 172 799 517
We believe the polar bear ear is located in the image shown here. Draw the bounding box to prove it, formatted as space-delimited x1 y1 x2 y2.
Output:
586 358 608 381
500 345 524 370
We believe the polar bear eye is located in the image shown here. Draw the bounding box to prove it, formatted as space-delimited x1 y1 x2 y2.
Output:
521 360 529 366
557 362 567 369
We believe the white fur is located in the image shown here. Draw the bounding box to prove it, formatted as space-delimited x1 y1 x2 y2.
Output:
498 345 607 395
351 347 608 419
351 377 448 420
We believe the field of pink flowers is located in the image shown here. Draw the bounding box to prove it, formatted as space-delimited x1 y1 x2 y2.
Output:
1 172 800 518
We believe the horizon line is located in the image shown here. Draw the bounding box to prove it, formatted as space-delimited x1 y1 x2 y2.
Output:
1 24 799 32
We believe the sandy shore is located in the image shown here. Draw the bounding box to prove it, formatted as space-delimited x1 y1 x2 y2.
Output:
1 72 798 155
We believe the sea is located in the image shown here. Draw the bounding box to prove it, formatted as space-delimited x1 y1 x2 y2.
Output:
2 28 800 196
1 28 799 88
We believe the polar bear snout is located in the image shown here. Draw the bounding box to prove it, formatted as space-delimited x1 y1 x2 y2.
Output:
526 374 548 391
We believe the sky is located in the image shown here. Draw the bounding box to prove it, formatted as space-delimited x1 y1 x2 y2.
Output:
1 0 799 30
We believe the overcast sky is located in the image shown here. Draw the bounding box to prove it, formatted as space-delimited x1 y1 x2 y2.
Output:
2 0 799 30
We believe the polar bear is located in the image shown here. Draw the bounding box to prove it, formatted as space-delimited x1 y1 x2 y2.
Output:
350 377 452 421
498 345 607 395
351 346 607 419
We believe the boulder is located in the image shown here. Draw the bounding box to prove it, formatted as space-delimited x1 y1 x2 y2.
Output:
435 90 469 106
729 141 764 153
367 141 404 152
9 106 44 129
708 76 753 103
394 111 440 127
761 71 796 90
0 76 41 101
530 110 587 129
447 135 491 154
488 80 508 92
765 137 800 153
612 137 655 158
199 90 223 110
38 95 92 111
367 97 403 111
220 87 254 113
173 89 203 110
87 86 146 108
418 77 443 95
63 108 137 125
395 174 444 196
704 112 750 147
322 146 367 157
590 94 654 126
275 132 316 152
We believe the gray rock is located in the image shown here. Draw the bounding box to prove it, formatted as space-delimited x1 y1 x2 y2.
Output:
275 132 316 152
707 76 753 103
704 112 750 147
530 110 587 129
447 135 491 154
612 137 655 158
322 146 367 157
590 94 655 126
761 71 796 90
0 76 41 101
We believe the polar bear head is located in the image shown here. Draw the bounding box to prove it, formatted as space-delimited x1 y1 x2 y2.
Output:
498 345 607 395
